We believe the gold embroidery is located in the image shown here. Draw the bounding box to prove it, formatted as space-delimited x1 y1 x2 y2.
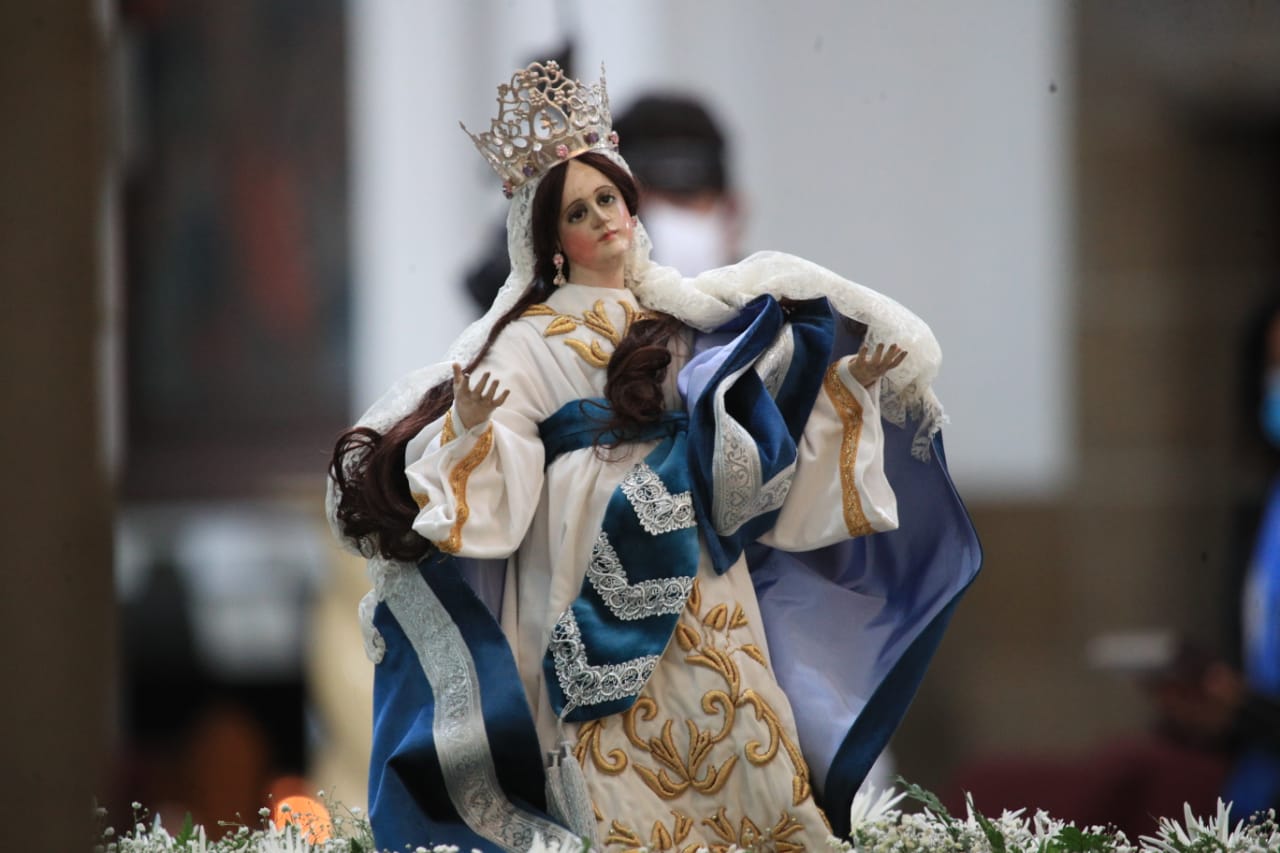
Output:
612 579 814 810
703 807 806 853
604 810 698 853
605 820 643 849
574 719 628 775
564 337 612 368
521 299 652 368
586 579 821 849
440 409 458 445
436 424 494 554
823 362 875 537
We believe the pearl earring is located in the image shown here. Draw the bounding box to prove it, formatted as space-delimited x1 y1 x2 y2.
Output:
553 251 566 286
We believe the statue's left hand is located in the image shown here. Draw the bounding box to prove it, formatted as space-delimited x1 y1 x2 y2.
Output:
848 343 907 389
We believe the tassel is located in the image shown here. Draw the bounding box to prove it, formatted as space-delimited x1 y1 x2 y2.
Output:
545 741 600 846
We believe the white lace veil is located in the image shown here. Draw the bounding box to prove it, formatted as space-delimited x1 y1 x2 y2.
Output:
328 148 946 558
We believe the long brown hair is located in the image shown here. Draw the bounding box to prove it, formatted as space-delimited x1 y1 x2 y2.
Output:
330 151 683 561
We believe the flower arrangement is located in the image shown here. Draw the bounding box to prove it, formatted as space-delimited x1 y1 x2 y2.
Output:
94 785 1280 853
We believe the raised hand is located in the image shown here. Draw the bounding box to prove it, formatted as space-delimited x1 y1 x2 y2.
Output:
452 363 510 430
848 342 908 389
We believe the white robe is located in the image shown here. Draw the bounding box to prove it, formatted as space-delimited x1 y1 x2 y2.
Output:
404 282 897 851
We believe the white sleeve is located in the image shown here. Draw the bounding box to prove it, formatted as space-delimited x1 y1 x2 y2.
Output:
404 330 548 559
759 356 899 551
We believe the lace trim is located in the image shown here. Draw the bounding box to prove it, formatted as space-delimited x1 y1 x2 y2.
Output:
710 362 795 536
753 325 795 399
586 531 693 621
549 608 659 715
824 362 874 537
382 566 579 852
438 424 495 554
619 462 697 535
358 589 385 664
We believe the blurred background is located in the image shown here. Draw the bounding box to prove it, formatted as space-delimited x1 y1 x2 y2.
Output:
3 0 1280 848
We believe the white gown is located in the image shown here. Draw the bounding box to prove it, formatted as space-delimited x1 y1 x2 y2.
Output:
403 282 898 852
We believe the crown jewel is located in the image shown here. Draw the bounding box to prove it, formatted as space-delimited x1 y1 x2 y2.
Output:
462 61 618 197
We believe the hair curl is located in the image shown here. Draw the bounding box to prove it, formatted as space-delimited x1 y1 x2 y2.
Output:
330 152 681 561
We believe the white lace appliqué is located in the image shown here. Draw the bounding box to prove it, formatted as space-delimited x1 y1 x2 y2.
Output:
619 461 697 535
709 358 797 536
586 531 692 621
548 608 659 715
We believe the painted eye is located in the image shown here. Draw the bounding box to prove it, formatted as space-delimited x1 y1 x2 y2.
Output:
598 192 616 205
567 207 585 223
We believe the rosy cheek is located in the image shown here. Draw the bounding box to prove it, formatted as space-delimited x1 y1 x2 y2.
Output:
562 229 597 269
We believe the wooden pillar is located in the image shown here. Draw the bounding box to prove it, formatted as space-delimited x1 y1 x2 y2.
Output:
0 4 115 850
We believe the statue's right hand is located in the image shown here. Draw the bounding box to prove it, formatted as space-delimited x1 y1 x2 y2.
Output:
452 363 510 431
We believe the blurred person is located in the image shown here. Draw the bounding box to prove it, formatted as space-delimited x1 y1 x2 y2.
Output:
330 61 979 851
611 94 741 275
1150 301 1280 815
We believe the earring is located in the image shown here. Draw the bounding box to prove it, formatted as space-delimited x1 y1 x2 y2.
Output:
553 251 567 286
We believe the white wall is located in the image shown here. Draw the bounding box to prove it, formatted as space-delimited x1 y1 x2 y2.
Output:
348 1 1071 498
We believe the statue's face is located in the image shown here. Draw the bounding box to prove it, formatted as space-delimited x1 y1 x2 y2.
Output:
557 159 635 283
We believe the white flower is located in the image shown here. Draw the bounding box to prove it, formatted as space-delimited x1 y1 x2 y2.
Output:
258 822 312 853
1139 799 1243 853
848 782 908 830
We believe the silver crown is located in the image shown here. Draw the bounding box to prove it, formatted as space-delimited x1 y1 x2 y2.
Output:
462 61 618 197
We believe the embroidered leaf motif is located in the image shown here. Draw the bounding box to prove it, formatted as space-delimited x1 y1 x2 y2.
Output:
635 763 689 799
740 643 768 668
687 579 702 614
605 820 643 848
672 810 693 844
675 623 701 651
702 603 729 630
648 720 686 774
729 603 749 629
583 299 621 344
704 807 735 844
563 337 611 368
651 820 673 851
521 303 556 317
544 315 579 336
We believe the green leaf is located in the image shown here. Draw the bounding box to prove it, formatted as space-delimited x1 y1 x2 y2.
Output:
173 811 195 845
1047 824 1116 852
970 802 1007 853
897 776 955 824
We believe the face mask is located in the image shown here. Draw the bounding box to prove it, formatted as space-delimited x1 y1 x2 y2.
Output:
1264 368 1280 448
642 201 734 276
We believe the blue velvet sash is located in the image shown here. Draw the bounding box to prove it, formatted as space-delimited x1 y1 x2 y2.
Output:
538 404 699 722
368 557 580 853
